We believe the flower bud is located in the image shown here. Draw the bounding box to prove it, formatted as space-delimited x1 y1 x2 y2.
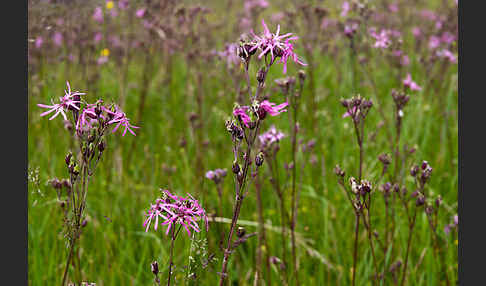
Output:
65 152 73 166
382 182 391 193
237 226 246 238
257 68 265 83
393 183 400 193
98 140 106 153
425 206 433 215
334 165 345 177
378 153 391 165
255 152 264 167
81 219 88 228
435 196 442 208
416 195 425 206
151 261 159 275
50 178 62 189
298 70 306 83
421 161 429 170
410 165 419 177
232 161 240 174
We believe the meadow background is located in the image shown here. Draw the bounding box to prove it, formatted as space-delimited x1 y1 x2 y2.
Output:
28 0 458 285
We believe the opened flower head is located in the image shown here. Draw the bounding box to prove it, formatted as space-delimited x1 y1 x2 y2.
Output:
259 125 285 150
249 19 305 71
37 81 83 121
143 190 208 236
403 73 422 91
370 29 391 49
106 106 139 136
279 38 307 74
233 105 252 128
258 100 288 118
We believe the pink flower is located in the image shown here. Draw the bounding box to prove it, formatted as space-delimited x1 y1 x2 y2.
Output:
93 7 104 23
344 22 359 37
412 27 421 38
94 32 103 44
403 74 422 91
388 3 399 13
401 55 410 66
217 43 240 68
106 106 139 136
244 0 269 11
340 1 350 18
436 49 457 63
233 106 252 128
118 0 129 9
76 104 99 131
143 190 208 236
35 36 43 49
97 56 108 65
250 19 295 62
370 29 391 49
441 32 456 45
342 106 358 118
135 8 146 18
279 38 307 73
205 168 227 184
259 100 288 116
428 36 441 50
259 125 285 149
37 81 84 120
52 32 63 47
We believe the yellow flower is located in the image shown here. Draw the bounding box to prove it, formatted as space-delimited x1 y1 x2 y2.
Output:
101 48 110 57
106 1 114 10
454 239 458 246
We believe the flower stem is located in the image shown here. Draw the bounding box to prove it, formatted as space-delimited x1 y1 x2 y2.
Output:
400 207 418 286
352 213 360 286
167 225 182 286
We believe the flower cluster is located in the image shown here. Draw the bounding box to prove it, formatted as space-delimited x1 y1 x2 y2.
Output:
143 190 208 236
341 95 373 122
38 81 139 136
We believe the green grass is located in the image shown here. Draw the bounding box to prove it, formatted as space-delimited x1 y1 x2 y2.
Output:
28 7 457 286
